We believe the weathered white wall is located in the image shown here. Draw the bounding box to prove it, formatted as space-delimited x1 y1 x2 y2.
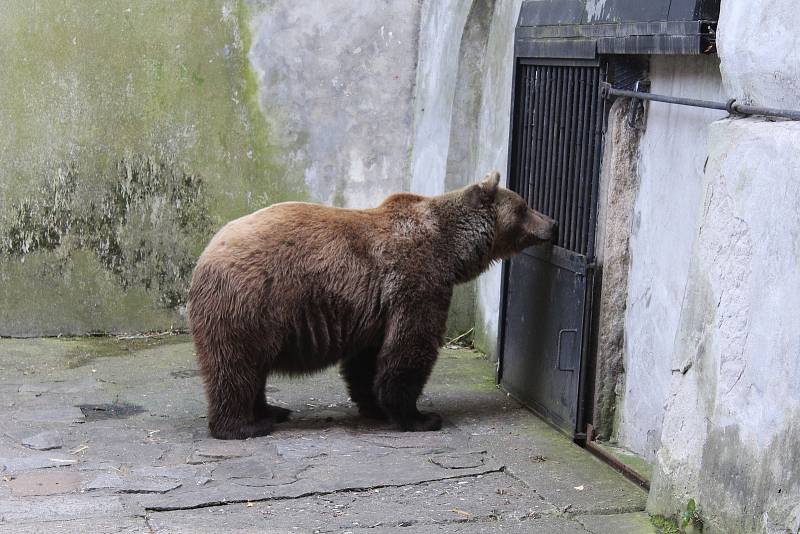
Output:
248 0 421 208
646 2 800 531
650 118 800 534
616 56 726 460
717 1 800 109
410 0 473 198
409 0 519 343
472 0 524 356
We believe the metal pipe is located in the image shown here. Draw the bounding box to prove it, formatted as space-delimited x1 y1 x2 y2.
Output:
602 84 800 121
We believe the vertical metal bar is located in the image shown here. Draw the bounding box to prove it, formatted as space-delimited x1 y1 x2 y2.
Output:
532 66 547 212
552 67 565 245
517 66 531 203
519 66 533 200
587 67 604 260
561 68 577 250
556 68 575 246
580 68 599 256
523 67 538 206
572 67 588 254
545 67 563 219
538 67 555 216
551 67 570 222
564 69 580 250
510 68 521 194
513 66 528 195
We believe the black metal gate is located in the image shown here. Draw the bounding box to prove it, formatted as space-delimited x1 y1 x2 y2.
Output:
498 61 605 439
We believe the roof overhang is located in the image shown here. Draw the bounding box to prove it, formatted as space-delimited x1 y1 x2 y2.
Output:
516 0 719 59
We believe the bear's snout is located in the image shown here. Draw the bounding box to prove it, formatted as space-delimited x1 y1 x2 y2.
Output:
529 209 557 243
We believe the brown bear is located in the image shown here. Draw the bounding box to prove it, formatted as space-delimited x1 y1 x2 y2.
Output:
188 171 555 439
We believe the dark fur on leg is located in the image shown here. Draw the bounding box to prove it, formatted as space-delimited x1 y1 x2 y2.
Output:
253 369 292 423
254 398 292 423
196 341 274 440
342 348 387 420
375 366 442 431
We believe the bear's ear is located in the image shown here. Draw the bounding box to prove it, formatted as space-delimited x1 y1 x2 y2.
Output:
465 171 501 207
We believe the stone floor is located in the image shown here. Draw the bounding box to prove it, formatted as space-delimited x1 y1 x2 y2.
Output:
0 336 654 533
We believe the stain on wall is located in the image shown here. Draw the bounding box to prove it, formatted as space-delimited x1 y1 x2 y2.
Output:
3 156 211 309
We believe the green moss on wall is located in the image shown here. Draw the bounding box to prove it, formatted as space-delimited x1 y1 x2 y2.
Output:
0 1 307 335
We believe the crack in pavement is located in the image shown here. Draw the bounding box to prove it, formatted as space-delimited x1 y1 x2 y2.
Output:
310 514 505 533
144 466 506 512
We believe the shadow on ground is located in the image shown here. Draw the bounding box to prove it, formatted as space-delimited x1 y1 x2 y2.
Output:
0 337 653 533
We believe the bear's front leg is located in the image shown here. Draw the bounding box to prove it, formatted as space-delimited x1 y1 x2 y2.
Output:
373 315 443 432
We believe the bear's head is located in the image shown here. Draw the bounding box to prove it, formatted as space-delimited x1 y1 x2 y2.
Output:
465 171 557 260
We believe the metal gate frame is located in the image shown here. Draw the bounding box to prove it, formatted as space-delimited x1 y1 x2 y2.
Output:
497 57 606 441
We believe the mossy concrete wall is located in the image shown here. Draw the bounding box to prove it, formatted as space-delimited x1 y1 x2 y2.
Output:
0 1 422 336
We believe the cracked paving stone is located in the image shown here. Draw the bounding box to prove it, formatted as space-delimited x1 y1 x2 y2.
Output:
132 464 212 480
82 472 182 494
21 430 64 451
187 440 256 464
212 457 303 487
138 450 505 512
0 341 645 532
8 470 81 497
0 494 127 523
3 517 148 533
0 453 78 475
144 472 555 533
12 406 86 425
429 450 488 469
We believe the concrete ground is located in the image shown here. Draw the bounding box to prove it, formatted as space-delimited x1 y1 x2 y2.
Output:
0 335 654 533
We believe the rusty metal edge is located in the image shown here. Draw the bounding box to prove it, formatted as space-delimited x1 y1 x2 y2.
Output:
583 425 651 492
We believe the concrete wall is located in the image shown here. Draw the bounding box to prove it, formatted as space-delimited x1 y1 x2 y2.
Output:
650 117 800 534
410 0 519 341
471 0 525 355
646 1 800 531
248 0 420 209
615 56 726 460
0 1 421 336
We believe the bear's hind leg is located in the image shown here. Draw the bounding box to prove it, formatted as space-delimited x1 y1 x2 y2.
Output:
342 347 386 420
253 370 292 423
199 345 274 440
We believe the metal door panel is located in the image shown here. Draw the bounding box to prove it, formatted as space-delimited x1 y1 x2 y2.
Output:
502 247 588 434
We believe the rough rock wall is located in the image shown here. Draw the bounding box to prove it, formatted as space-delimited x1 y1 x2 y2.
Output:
591 98 644 441
649 118 800 534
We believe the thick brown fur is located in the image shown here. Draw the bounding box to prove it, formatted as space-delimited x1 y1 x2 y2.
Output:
188 171 555 439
